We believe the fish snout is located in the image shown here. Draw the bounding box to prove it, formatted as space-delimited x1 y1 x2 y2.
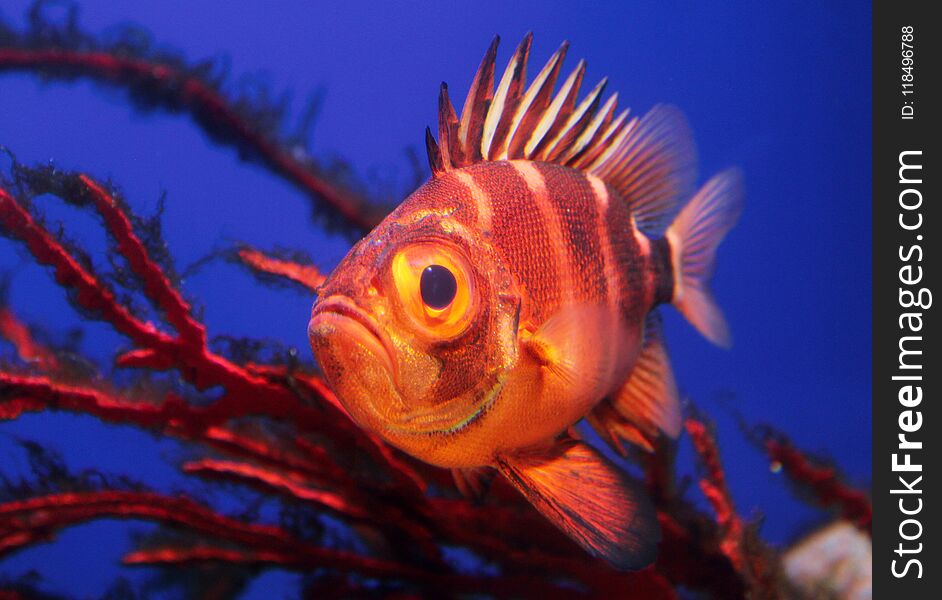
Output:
308 295 399 388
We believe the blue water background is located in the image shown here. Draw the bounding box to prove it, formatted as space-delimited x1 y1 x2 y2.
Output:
0 1 871 597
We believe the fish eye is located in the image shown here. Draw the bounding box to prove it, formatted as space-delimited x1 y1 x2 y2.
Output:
391 243 476 338
420 265 457 309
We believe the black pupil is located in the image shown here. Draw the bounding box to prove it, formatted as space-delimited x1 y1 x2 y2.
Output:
420 265 457 310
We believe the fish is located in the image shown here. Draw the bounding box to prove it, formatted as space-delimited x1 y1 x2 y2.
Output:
308 34 743 570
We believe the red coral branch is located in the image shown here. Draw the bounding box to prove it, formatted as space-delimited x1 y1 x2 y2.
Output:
0 186 162 347
0 369 413 496
0 370 764 598
122 546 620 599
0 371 180 425
686 415 780 599
760 428 872 534
181 458 370 520
0 490 445 590
655 509 746 598
0 368 432 541
0 180 422 490
0 489 678 598
685 417 745 572
0 307 59 372
0 491 300 554
79 175 206 348
0 45 382 232
236 247 325 292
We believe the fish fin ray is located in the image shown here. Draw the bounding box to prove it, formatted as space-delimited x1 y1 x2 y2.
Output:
496 440 660 570
482 33 532 160
452 467 496 503
437 83 460 170
457 35 499 165
525 59 585 158
539 77 607 163
591 105 698 235
616 312 681 438
559 92 618 164
505 41 569 159
666 169 744 347
586 404 656 455
572 108 631 169
436 34 701 207
425 127 444 175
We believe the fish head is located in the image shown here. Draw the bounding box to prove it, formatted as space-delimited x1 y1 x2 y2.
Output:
308 174 521 465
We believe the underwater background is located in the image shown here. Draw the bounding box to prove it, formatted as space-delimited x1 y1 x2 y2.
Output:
0 0 871 597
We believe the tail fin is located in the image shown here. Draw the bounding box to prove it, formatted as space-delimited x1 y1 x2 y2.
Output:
665 169 744 348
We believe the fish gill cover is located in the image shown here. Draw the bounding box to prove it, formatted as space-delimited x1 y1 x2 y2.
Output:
0 1 871 598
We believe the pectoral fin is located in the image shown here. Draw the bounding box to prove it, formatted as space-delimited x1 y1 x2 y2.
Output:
496 439 660 570
525 304 625 398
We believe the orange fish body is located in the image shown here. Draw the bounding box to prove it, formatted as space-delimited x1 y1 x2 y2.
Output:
309 35 743 569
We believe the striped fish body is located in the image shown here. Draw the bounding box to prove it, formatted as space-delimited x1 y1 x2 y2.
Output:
400 159 673 464
309 35 744 570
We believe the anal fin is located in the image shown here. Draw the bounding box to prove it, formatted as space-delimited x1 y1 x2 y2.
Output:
496 439 660 570
589 312 681 455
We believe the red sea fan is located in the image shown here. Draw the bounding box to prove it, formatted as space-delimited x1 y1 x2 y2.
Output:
0 4 869 598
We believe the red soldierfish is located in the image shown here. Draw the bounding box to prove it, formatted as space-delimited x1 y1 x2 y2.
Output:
308 34 743 569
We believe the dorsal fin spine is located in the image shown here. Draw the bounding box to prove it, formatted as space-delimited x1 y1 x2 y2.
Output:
560 92 618 163
482 33 533 160
438 82 460 170
425 126 444 175
539 77 607 162
457 35 499 165
578 109 631 169
526 59 586 158
505 41 569 159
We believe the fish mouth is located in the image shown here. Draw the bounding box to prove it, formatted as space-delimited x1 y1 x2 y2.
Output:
309 295 398 386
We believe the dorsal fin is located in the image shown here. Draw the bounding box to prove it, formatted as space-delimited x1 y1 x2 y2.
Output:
592 105 697 234
430 35 697 231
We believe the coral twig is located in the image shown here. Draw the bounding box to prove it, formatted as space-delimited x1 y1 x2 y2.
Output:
685 416 745 571
181 458 370 519
0 178 422 490
0 10 385 233
759 427 872 534
1 491 297 556
236 247 325 293
686 414 780 599
0 488 680 598
0 491 443 590
0 307 59 372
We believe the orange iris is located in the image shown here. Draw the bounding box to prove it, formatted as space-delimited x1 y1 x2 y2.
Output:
391 242 476 338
